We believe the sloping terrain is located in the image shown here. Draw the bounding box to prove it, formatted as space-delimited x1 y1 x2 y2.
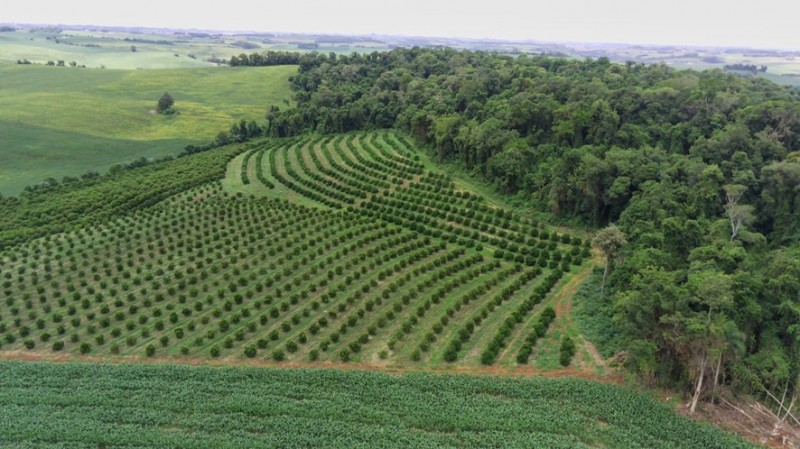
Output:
0 132 589 369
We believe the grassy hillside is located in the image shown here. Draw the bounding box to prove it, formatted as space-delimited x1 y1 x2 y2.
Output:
0 63 295 195
0 132 590 369
0 361 755 449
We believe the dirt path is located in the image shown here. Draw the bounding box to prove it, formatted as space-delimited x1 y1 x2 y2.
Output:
583 337 606 368
551 267 590 333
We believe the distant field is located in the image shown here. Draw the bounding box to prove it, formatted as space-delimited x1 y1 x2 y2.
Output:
0 63 295 195
0 29 255 69
0 362 755 449
0 29 393 69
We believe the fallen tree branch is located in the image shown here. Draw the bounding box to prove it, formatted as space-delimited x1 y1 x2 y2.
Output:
720 397 756 423
763 390 800 428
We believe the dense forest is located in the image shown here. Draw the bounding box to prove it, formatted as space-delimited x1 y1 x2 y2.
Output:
264 48 800 411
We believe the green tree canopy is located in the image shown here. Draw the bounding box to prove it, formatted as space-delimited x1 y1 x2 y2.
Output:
157 92 175 114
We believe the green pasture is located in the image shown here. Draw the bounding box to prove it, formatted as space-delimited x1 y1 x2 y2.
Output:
0 63 295 194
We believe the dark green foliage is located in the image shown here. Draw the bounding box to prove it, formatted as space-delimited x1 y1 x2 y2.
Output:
559 336 577 367
572 274 624 358
262 46 800 402
229 51 301 67
517 306 558 364
157 92 174 114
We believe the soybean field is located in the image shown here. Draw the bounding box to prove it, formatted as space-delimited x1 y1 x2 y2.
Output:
0 361 757 449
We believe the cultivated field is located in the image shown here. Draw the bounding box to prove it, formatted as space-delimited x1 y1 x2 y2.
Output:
0 362 756 449
0 132 590 369
0 63 294 195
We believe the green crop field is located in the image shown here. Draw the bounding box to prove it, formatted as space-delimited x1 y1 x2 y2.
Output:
0 131 590 368
0 63 295 195
0 361 755 449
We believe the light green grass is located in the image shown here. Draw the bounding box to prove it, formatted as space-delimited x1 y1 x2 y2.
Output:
0 63 295 194
0 121 184 195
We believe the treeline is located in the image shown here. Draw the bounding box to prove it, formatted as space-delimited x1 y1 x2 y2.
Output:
264 48 800 410
229 51 304 67
17 59 86 68
724 63 767 73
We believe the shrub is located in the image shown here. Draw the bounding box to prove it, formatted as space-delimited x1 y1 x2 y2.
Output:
559 335 577 367
443 346 458 362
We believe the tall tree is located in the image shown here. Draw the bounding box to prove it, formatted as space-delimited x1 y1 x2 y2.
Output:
722 184 754 240
593 224 626 298
677 270 736 414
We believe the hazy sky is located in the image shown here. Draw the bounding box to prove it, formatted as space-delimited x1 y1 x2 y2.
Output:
5 0 800 49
